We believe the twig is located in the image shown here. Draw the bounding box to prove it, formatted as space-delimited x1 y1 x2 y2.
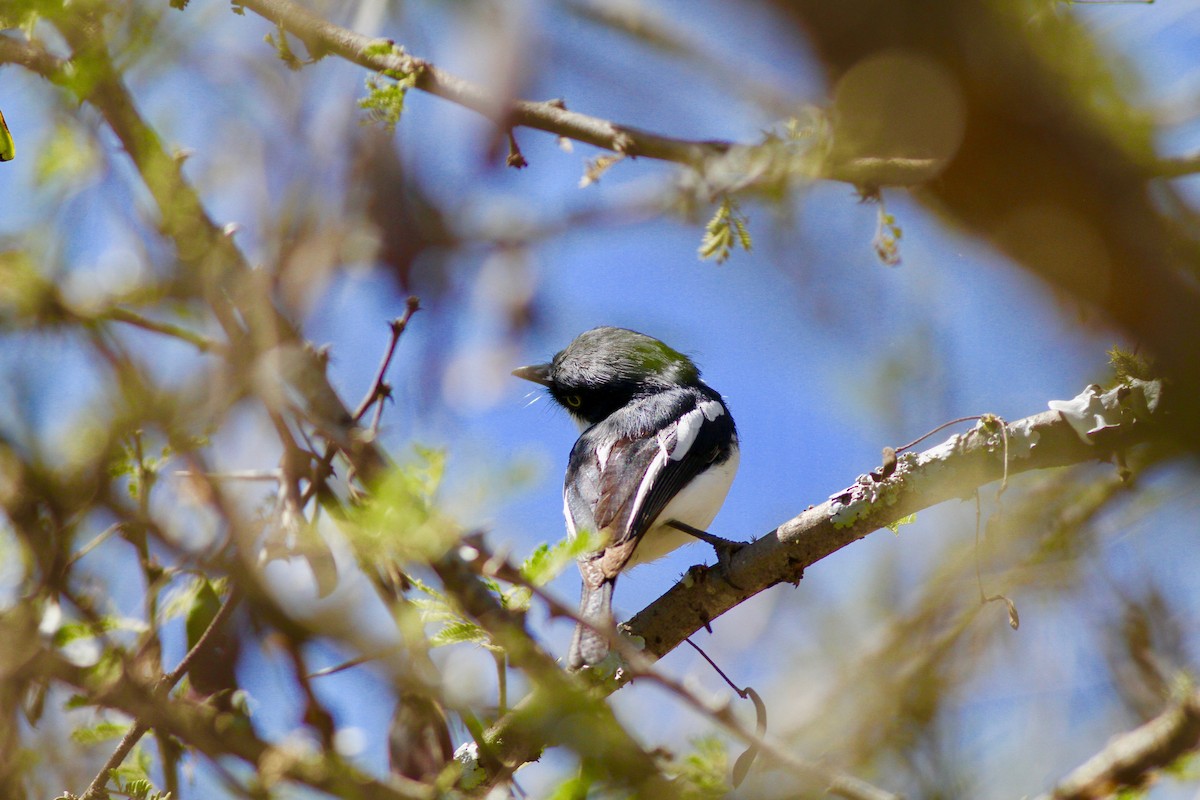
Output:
41 12 391 485
353 297 421 423
65 523 124 568
973 492 1020 630
236 0 730 165
78 589 242 800
172 469 282 482
301 303 420 506
894 415 986 454
684 638 747 698
308 653 375 678
99 307 222 353
505 130 528 169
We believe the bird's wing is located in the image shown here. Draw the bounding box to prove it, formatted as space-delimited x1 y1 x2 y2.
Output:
563 390 734 580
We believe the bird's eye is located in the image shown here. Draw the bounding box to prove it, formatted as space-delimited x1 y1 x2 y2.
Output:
565 394 582 409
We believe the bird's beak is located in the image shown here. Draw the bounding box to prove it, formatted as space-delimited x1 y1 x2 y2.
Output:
512 363 552 387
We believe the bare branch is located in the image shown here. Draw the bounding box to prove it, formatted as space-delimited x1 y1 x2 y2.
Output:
99 307 223 353
353 296 421 424
41 647 437 800
237 0 732 166
233 0 946 190
627 381 1162 661
1035 690 1200 800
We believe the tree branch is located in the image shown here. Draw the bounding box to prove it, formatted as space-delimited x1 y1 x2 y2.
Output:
627 381 1162 660
1034 690 1200 800
235 0 732 165
468 538 900 800
232 0 951 190
41 648 436 800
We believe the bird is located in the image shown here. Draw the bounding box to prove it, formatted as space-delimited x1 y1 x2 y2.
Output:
513 326 739 668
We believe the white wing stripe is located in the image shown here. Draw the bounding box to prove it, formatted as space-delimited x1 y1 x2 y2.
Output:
596 438 614 470
700 399 725 421
628 446 670 535
563 492 578 540
670 406 704 461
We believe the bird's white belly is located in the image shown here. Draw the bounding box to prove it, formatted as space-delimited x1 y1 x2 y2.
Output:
627 447 739 567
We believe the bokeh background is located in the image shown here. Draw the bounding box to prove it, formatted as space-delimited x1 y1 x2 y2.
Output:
3 0 1200 797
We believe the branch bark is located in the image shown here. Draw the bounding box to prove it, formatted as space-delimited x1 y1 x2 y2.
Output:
628 381 1161 659
236 0 732 166
1035 690 1200 800
38 650 436 800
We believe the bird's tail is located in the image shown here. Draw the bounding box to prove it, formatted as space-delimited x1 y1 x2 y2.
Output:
568 575 614 669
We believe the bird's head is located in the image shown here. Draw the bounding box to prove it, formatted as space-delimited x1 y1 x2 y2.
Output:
513 327 701 426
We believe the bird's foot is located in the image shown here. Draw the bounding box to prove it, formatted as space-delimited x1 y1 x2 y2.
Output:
667 520 747 589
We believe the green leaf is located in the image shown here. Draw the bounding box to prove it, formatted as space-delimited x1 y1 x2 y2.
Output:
410 577 500 649
545 774 593 800
363 39 401 58
160 575 226 625
428 619 490 648
359 64 418 133
0 250 63 325
871 198 903 266
501 585 532 612
63 694 93 710
344 448 457 567
185 578 224 651
70 720 130 746
113 742 153 784
520 531 600 587
1107 344 1155 383
0 108 14 162
53 615 146 647
265 22 306 70
698 197 752 264
671 735 730 799
886 513 917 534
33 122 100 187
